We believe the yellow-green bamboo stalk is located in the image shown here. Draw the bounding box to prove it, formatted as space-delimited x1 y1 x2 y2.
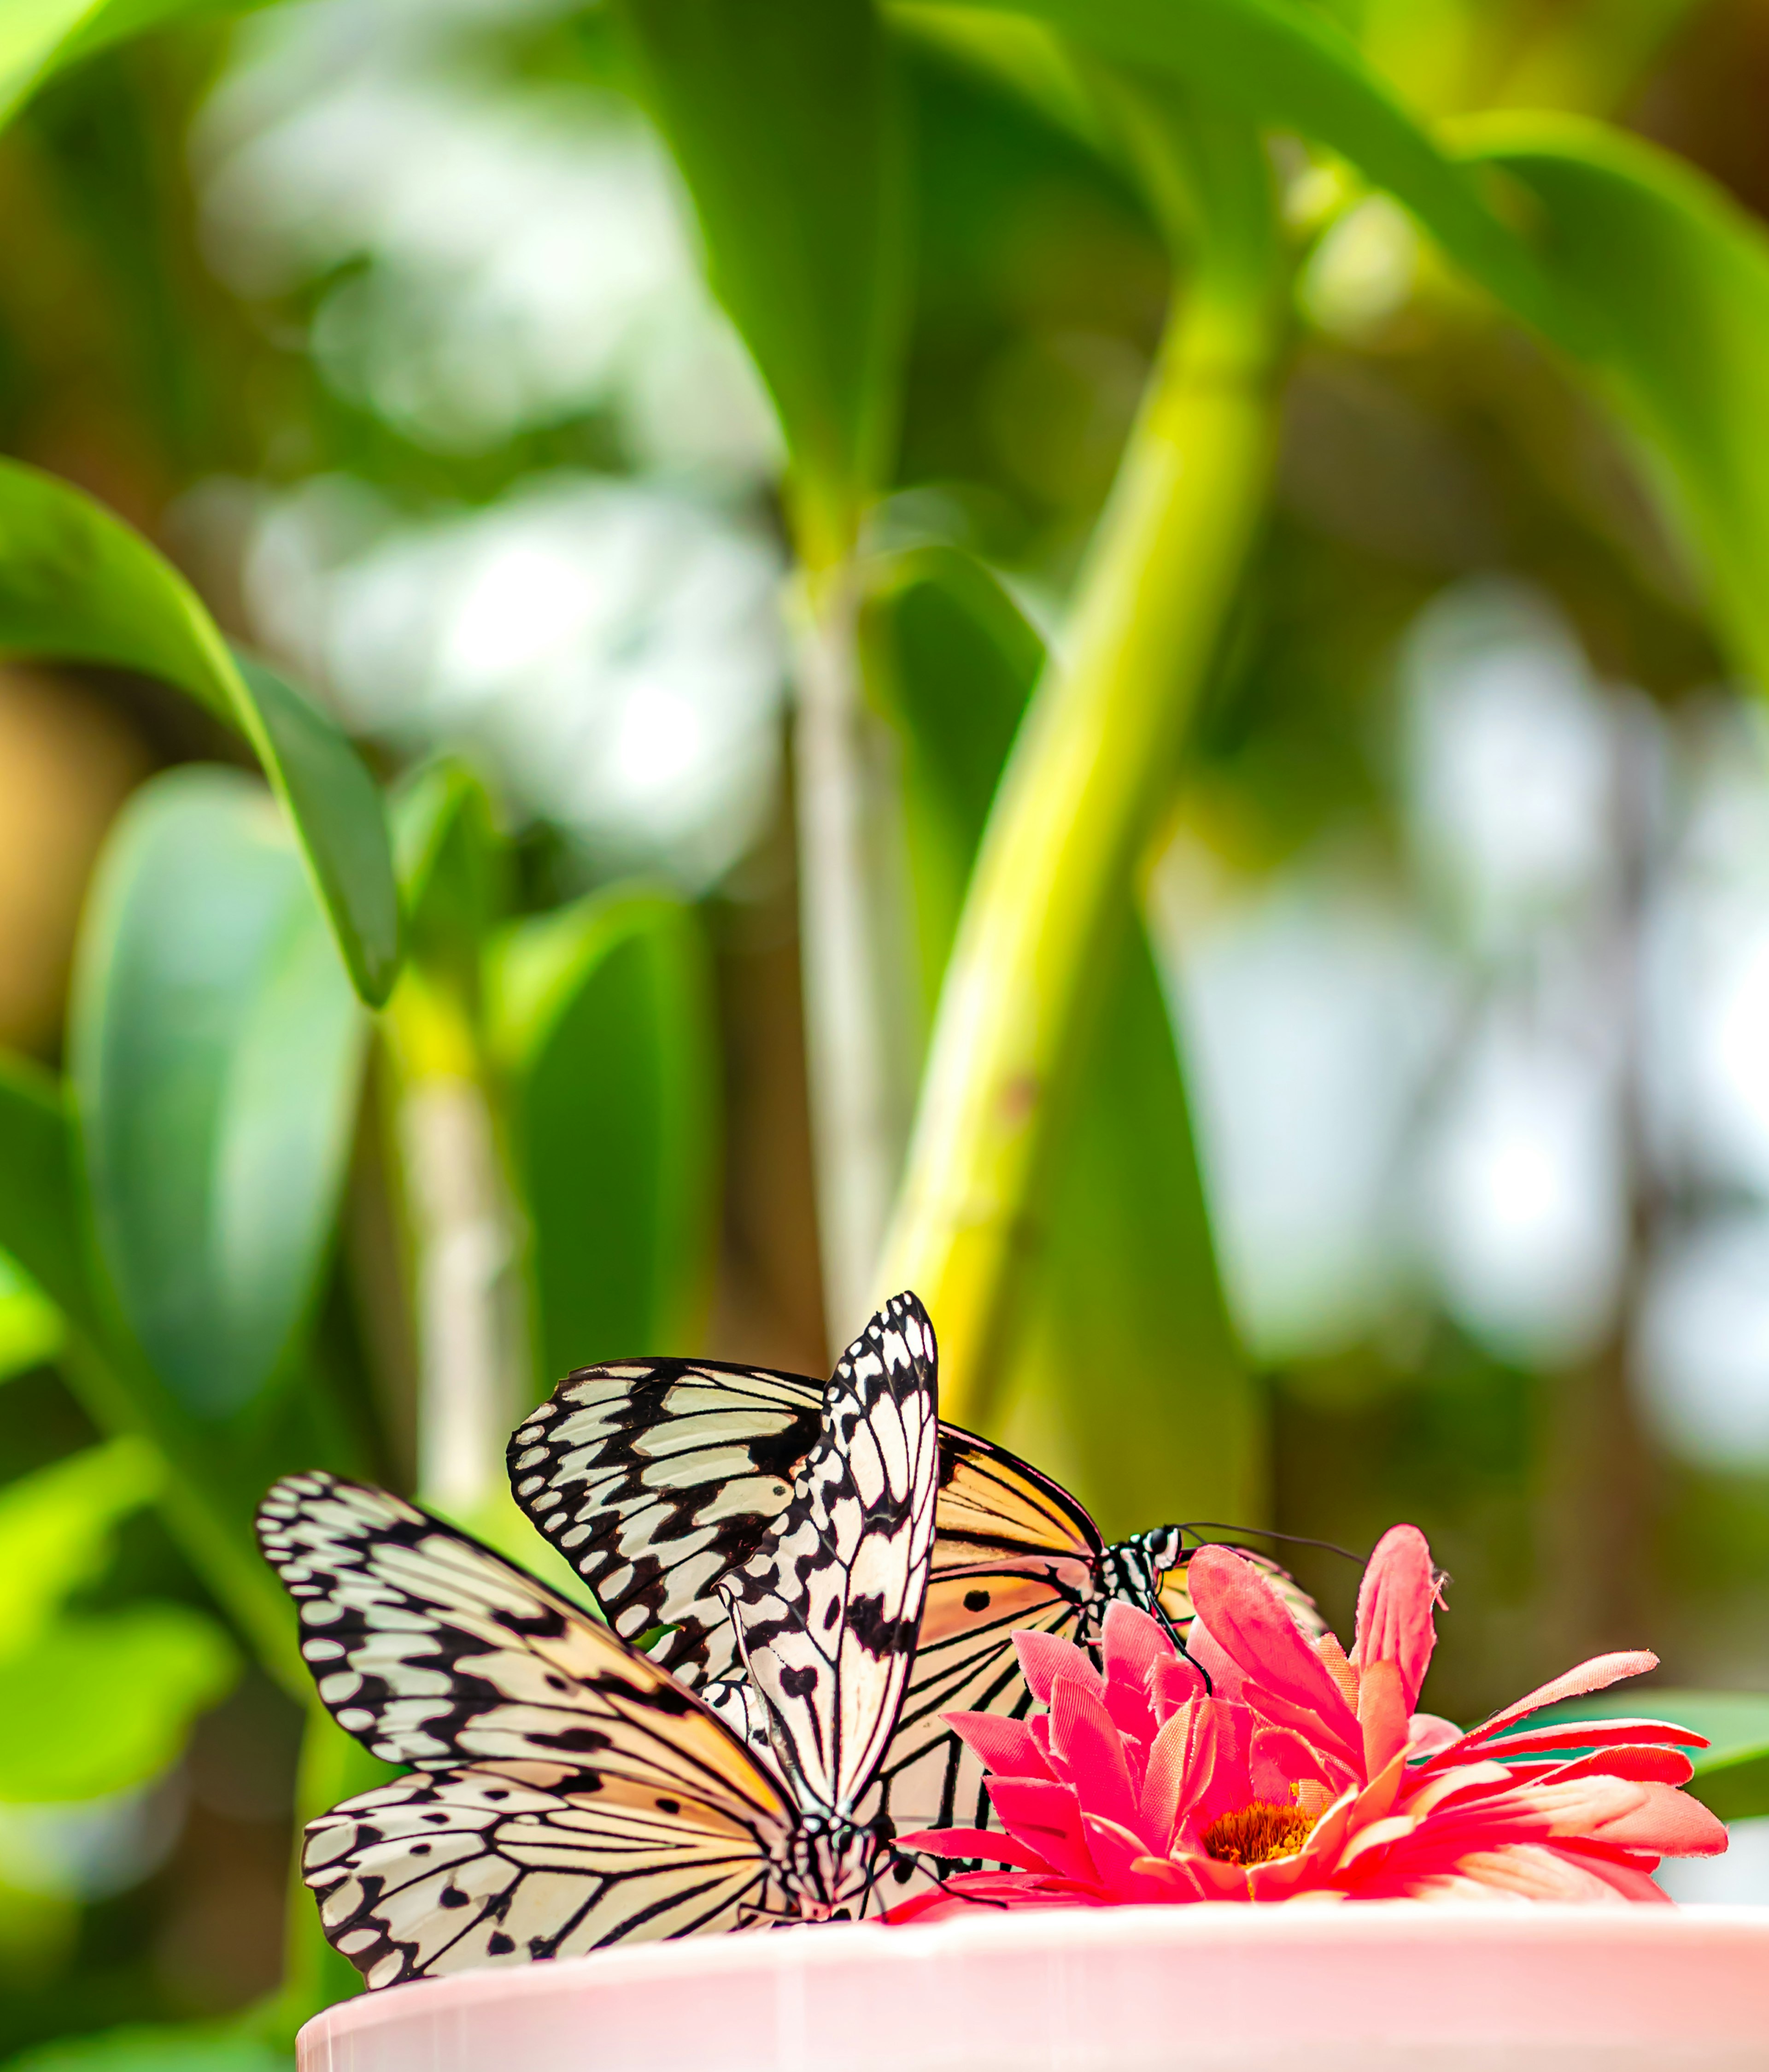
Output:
877 107 1285 1422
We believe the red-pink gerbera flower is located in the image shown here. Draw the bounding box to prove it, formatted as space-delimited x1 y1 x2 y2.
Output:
892 1525 1726 1917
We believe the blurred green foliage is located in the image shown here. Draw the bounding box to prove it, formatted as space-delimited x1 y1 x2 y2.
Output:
0 0 1766 2058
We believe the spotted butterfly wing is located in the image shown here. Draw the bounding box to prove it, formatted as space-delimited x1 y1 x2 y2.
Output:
507 1355 826 1684
718 1293 939 1813
260 1299 940 1991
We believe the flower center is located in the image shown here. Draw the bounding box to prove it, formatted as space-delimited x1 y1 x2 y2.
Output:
1202 1800 1318 1867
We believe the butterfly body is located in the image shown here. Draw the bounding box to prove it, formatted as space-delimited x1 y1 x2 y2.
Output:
263 1294 940 1985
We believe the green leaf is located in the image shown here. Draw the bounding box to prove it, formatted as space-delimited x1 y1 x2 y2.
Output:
943 0 1580 347
0 463 399 1004
1536 1689 1769 1823
618 0 908 563
866 549 1259 1529
392 758 504 997
0 1054 89 1333
3 2031 288 2072
0 1438 160 1657
488 887 720 1390
70 768 368 1422
0 1603 238 1802
0 1251 60 1384
1453 113 1769 694
0 0 270 135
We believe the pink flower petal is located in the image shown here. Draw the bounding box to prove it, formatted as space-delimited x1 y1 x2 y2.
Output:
1128 1853 1220 1901
1102 1601 1175 1689
1082 1813 1184 1902
1249 1724 1336 1804
1144 1698 1252 1850
1545 1746 1695 1788
1358 1657 1411 1779
1182 1610 1248 1700
1584 1780 1728 1857
1048 1676 1141 1831
897 1826 1056 1873
1421 1713 1705 1774
1236 1678 1365 1773
1148 1651 1208 1723
1407 1712 1464 1758
1460 1651 1659 1747
1351 1525 1438 1710
946 1709 1055 1781
1188 1549 1363 1748
988 1777 1100 1885
1014 1631 1103 1705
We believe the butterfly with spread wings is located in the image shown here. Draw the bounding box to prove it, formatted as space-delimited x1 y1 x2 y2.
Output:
258 1293 939 1987
508 1341 1324 1848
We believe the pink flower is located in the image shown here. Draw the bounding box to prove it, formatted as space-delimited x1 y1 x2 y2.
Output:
891 1526 1727 1917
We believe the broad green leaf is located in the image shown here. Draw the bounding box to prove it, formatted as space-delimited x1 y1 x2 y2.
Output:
392 759 504 998
1537 1689 1769 1823
4 2031 288 2072
618 0 907 564
1454 114 1769 694
948 12 1769 784
0 1053 88 1332
940 0 1581 347
0 464 399 1004
0 1064 305 1691
0 1438 160 1657
0 0 270 135
70 768 368 1422
867 549 1258 1529
0 1604 237 1802
488 888 719 1390
0 1251 60 1383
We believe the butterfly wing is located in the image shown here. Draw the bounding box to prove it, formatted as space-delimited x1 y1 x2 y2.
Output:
261 1474 805 1985
719 1293 940 1814
305 1761 785 1988
507 1359 825 1684
863 1423 1106 1836
257 1473 791 1821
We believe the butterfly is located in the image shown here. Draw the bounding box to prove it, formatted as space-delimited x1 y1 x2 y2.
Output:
507 1329 1324 1850
257 1292 939 1986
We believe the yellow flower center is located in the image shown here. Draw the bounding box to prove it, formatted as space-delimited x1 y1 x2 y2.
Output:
1202 1799 1319 1867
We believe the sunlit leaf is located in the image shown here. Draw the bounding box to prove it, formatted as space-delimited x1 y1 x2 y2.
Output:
0 0 269 135
619 0 908 563
1454 113 1769 694
70 769 368 1421
939 0 1579 346
867 548 1258 1528
0 1250 60 1384
0 1438 160 1658
0 1605 238 1802
0 464 399 1004
487 887 719 1390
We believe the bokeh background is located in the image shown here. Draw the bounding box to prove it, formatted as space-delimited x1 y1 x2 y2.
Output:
6 0 1769 2054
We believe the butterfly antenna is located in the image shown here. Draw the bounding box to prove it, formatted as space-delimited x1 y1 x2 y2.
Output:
1181 1521 1364 1565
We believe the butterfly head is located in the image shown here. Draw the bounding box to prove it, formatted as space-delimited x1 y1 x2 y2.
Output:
776 1808 892 1922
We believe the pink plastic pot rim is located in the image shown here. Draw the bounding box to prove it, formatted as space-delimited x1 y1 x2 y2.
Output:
299 1901 1769 2072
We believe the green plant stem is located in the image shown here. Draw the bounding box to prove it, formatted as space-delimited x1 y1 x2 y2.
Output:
792 562 917 1353
877 107 1284 1424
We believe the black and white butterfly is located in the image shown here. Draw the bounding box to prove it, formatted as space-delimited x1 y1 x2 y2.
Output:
258 1294 939 1986
507 1336 1325 1846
